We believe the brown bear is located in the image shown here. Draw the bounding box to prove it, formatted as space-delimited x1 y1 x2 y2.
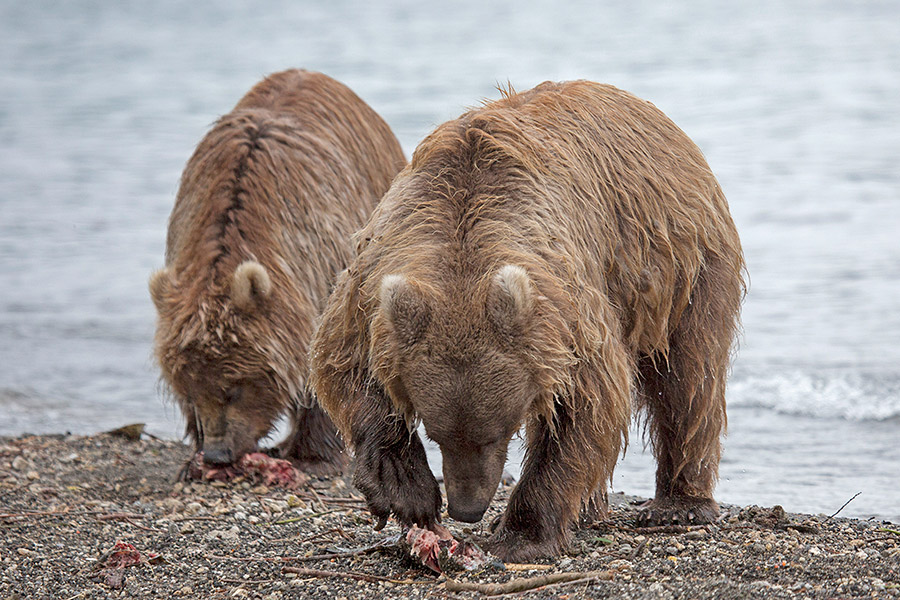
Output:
310 79 745 561
150 69 406 475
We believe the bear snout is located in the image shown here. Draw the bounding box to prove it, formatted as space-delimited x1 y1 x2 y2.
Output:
201 441 234 465
447 501 489 523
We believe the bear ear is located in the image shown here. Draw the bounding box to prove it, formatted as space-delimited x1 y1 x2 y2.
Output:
231 261 272 311
379 274 431 346
488 264 533 335
149 268 173 313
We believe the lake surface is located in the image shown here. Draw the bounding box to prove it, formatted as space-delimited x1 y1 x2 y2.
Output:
1 0 898 522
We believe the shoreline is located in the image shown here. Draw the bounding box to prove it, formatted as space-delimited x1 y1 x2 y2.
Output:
1 431 897 599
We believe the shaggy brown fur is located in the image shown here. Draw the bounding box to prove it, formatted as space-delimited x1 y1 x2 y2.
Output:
150 69 405 474
310 80 745 560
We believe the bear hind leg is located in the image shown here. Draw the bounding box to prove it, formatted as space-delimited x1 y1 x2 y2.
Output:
637 258 739 526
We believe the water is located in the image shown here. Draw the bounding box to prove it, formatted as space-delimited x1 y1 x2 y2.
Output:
1 1 898 522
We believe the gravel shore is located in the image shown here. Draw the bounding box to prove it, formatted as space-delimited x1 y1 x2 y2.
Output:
1 430 897 599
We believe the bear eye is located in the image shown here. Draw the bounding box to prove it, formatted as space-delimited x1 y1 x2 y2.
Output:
224 386 242 404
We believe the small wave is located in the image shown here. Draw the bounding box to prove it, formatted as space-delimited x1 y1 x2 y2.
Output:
727 370 900 421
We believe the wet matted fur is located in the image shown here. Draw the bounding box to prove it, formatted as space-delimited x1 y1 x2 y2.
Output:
310 80 745 560
150 69 406 474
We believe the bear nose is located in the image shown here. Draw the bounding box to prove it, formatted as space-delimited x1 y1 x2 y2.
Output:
448 503 488 523
202 443 233 465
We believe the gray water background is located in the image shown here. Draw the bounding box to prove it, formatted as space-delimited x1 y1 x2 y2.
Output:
1 1 898 522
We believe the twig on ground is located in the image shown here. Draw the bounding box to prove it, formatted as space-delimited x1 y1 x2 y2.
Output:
444 570 614 596
273 508 345 524
309 487 327 512
221 578 274 584
494 575 603 598
828 492 862 520
308 496 366 505
257 494 272 518
628 538 648 560
282 566 432 585
619 524 695 534
504 563 553 571
284 538 395 563
210 534 399 563
267 526 353 544
96 513 150 521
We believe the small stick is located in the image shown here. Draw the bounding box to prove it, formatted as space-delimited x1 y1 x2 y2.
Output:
282 566 430 585
828 492 862 519
209 534 398 563
257 494 273 518
299 527 350 544
494 575 603 598
445 570 614 596
504 563 553 572
97 513 150 521
628 538 648 560
309 487 327 513
621 524 694 534
272 508 345 525
221 578 273 584
124 517 164 533
311 496 366 505
172 516 218 522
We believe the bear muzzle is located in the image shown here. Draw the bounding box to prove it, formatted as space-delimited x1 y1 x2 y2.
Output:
447 499 490 523
201 439 234 465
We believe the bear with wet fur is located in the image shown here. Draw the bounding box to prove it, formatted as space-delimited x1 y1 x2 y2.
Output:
310 80 745 560
150 69 406 475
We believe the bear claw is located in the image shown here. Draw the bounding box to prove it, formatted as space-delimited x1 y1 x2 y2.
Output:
635 497 718 527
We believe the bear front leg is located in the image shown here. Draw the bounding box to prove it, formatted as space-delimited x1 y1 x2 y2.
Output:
351 396 442 530
489 387 626 561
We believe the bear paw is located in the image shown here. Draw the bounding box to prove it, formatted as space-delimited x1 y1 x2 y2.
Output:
635 496 719 527
353 441 441 530
486 522 568 563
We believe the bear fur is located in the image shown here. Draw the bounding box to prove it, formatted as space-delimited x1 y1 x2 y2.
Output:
310 80 745 560
150 69 406 474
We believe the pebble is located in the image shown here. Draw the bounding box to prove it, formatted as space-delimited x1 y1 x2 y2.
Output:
195 566 209 574
11 456 29 471
208 525 241 542
17 548 34 557
59 453 79 464
608 559 633 571
26 471 39 480
750 542 767 554
264 499 288 513
184 502 203 515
